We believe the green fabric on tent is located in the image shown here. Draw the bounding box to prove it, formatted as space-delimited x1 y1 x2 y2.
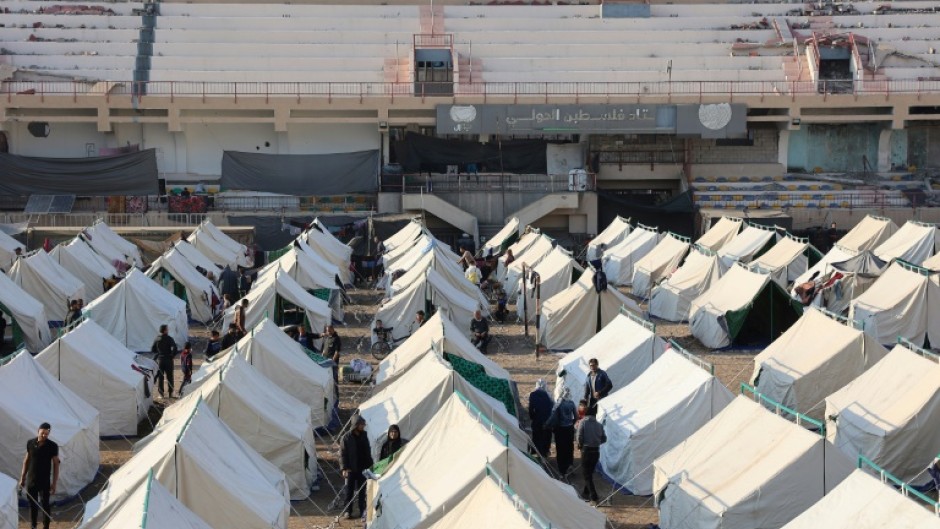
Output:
0 301 25 350
444 353 516 417
310 288 331 302
723 281 802 346
265 245 292 263
499 232 520 254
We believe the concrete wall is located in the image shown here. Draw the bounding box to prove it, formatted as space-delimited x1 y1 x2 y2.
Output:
3 122 115 158
688 127 778 164
787 123 883 173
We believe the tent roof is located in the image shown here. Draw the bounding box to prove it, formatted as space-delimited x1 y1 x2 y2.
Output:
173 240 223 277
87 221 143 267
224 269 332 331
383 220 424 252
80 474 213 529
304 218 353 262
607 225 658 257
873 221 939 265
481 217 521 256
0 269 52 351
589 215 632 249
634 233 691 279
696 216 743 251
187 225 242 269
427 471 554 529
389 245 488 309
690 264 769 315
831 250 889 278
148 248 219 323
749 236 809 276
924 250 940 272
837 215 898 253
259 245 339 291
53 237 119 282
849 262 940 346
717 225 777 267
9 250 85 320
792 244 855 286
36 319 142 388
780 469 940 529
199 220 251 267
0 472 16 529
0 230 23 271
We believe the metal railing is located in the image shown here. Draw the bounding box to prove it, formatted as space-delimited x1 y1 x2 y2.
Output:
740 383 826 434
857 455 940 515
669 339 715 375
382 173 596 194
597 150 684 166
8 79 940 101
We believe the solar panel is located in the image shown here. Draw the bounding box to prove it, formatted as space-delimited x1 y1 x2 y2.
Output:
23 195 75 214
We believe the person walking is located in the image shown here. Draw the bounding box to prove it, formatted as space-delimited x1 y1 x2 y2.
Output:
150 324 179 399
340 415 373 520
546 386 577 477
234 299 248 335
178 342 193 397
583 358 613 412
528 379 554 459
576 406 607 503
19 422 59 529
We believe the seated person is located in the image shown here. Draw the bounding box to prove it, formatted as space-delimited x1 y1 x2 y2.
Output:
470 310 491 353
493 288 508 323
373 319 393 343
205 330 222 360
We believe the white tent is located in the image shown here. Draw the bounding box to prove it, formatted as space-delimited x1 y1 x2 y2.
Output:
690 264 801 349
217 318 335 429
383 220 424 253
367 393 606 529
515 246 580 321
9 250 86 322
504 234 555 299
791 244 855 291
495 229 542 282
0 270 52 351
373 268 481 344
187 224 243 270
357 353 527 460
384 236 460 282
649 246 721 322
632 233 691 298
873 220 939 265
172 240 222 279
50 238 119 302
79 472 213 529
538 268 641 351
780 469 940 529
603 224 661 286
222 269 331 334
752 308 888 421
652 396 854 529
302 219 353 285
926 250 940 271
168 355 316 500
717 224 778 272
258 243 345 322
849 262 940 346
599 350 734 495
388 244 489 313
197 220 252 268
587 215 631 261
695 216 743 251
480 217 520 257
0 230 23 273
83 269 188 352
375 312 511 389
35 319 153 437
147 249 219 324
427 469 556 529
85 400 289 529
0 352 99 499
84 221 143 268
749 235 819 287
554 312 666 401
835 214 898 253
825 343 940 483
0 473 16 529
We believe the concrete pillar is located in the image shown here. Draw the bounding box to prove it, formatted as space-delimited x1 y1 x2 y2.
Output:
276 131 289 154
777 128 790 168
173 130 187 174
877 128 892 172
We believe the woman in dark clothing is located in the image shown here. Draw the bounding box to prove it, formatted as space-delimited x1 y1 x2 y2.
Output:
379 424 408 460
528 379 554 459
546 386 577 476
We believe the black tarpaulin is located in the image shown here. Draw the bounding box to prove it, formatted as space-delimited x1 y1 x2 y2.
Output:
597 190 695 237
393 132 547 174
0 149 159 196
221 150 379 194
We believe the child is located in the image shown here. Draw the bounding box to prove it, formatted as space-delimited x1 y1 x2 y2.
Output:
178 342 193 398
205 330 221 360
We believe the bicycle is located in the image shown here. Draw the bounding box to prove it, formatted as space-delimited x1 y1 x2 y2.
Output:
370 327 410 361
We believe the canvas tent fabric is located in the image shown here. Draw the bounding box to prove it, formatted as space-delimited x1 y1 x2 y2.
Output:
649 246 722 322
515 246 580 321
538 268 641 351
197 220 253 268
825 344 940 483
791 244 855 291
599 350 734 495
849 262 940 346
0 352 99 499
173 240 223 279
504 234 555 299
83 269 188 352
187 225 243 270
147 249 220 324
219 318 335 428
496 230 542 282
383 220 424 253
9 250 86 322
367 394 606 529
818 250 891 314
695 216 743 251
301 221 353 285
836 215 898 253
388 244 489 313
603 225 661 286
0 270 52 351
480 217 520 257
689 264 801 349
222 269 331 334
779 469 940 529
716 225 777 273
873 221 940 265
50 238 119 302
632 233 691 298
0 473 16 529
85 400 289 529
554 312 667 402
925 250 940 271
427 471 554 529
652 396 855 529
587 215 632 261
78 474 213 529
85 221 143 268
748 235 817 287
357 353 528 460
0 230 23 273
752 308 888 421
35 319 153 437
259 242 345 321
167 355 316 500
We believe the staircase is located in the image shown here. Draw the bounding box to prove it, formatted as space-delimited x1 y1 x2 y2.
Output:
418 4 445 35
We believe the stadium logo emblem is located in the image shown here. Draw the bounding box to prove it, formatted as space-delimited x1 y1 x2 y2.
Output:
449 105 478 132
698 103 733 130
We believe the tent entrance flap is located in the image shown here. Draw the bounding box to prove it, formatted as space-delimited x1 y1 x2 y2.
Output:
724 282 802 347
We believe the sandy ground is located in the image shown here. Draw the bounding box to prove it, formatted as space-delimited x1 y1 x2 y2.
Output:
15 285 754 529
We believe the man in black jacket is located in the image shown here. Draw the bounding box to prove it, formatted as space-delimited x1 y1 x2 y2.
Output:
150 324 179 399
583 358 613 412
340 415 373 519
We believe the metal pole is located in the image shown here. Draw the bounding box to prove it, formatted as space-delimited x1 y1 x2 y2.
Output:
522 264 529 337
533 272 541 360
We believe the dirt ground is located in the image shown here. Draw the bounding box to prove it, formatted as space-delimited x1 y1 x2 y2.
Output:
16 285 754 529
